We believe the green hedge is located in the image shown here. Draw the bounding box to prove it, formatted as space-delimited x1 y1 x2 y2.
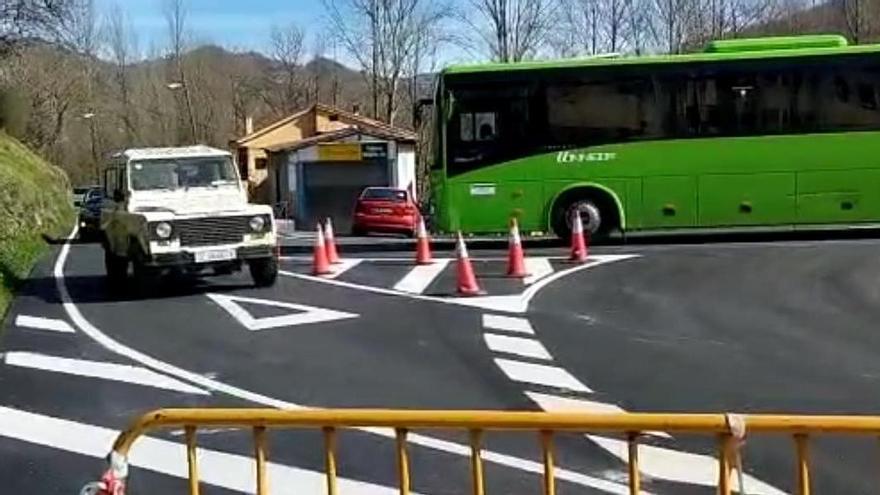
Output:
0 132 74 320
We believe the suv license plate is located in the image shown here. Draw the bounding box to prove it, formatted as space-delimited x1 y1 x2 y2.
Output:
194 248 236 263
373 208 392 214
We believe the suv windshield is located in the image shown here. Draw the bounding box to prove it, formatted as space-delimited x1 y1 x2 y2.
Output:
362 188 407 201
130 157 238 191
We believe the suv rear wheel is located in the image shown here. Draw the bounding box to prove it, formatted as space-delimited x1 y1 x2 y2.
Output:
249 257 278 287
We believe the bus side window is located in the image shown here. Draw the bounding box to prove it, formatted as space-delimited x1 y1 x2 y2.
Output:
459 112 497 142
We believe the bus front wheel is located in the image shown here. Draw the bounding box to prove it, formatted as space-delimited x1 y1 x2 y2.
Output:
552 198 607 241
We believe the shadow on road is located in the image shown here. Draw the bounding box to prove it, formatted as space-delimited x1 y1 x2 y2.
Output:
19 273 252 305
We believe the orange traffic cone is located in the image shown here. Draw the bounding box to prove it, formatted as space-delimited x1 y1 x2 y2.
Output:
570 211 589 263
414 216 433 265
313 224 333 276
324 218 341 264
507 218 529 278
455 232 485 296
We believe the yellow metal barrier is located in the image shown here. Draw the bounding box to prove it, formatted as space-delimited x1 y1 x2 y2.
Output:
98 408 880 495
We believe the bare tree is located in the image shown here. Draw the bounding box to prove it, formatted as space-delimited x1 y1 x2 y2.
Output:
103 1 139 145
325 0 449 124
264 22 308 116
464 0 556 62
164 0 197 144
838 0 873 43
554 0 603 55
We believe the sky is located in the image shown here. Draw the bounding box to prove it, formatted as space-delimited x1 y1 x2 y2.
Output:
96 0 329 53
95 0 471 64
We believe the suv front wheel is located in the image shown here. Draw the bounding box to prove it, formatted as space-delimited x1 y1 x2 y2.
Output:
249 257 278 287
104 249 128 287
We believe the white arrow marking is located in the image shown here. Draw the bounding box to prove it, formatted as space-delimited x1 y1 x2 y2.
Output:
206 293 359 331
0 406 407 494
3 352 208 395
14 314 75 333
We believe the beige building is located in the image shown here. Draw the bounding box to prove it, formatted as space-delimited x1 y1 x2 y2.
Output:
232 103 417 231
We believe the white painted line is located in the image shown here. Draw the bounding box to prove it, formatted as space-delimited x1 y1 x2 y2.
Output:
327 258 362 279
484 334 551 360
206 293 359 331
14 314 75 333
586 435 785 494
482 314 534 334
494 358 592 392
525 391 670 438
55 226 632 495
526 391 625 413
0 406 405 494
523 257 554 285
3 352 209 395
282 254 640 314
392 259 451 294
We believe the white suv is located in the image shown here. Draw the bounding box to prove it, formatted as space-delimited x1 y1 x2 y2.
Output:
99 146 278 288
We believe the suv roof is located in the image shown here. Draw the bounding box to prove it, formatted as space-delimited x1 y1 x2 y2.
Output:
116 146 231 161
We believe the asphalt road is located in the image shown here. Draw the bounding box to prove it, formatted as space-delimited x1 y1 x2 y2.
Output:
2 232 880 494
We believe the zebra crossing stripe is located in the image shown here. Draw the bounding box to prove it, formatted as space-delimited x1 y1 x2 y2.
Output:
494 358 592 392
14 315 75 333
523 258 554 285
482 314 534 334
483 334 552 360
0 406 405 494
392 259 451 294
3 352 209 395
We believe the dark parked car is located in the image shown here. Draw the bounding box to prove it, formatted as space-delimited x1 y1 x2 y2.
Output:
352 187 418 237
73 186 100 207
78 190 105 240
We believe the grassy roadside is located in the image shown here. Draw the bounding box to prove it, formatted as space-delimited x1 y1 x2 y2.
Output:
0 132 74 322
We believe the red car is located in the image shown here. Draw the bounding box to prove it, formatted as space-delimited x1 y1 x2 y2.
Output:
352 187 419 237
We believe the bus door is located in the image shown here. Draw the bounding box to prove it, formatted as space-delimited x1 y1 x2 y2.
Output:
446 85 540 232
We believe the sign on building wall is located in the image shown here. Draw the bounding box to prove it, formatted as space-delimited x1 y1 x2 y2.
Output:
316 142 389 162
317 143 362 161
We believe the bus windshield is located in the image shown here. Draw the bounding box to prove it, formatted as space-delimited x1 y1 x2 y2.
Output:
130 157 238 191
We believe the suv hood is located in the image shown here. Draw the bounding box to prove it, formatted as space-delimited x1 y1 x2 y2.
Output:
129 187 249 216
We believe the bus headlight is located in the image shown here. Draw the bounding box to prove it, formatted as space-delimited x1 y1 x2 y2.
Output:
154 222 173 239
249 215 266 233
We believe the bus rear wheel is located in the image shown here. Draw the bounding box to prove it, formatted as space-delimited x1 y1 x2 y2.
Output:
552 198 607 241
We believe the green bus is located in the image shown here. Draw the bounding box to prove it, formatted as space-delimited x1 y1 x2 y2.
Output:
428 34 880 239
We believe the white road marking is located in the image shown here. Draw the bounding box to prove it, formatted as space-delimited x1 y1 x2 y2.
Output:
392 259 451 294
14 314 75 333
484 334 551 360
525 391 670 438
482 314 534 334
3 352 208 395
54 226 633 495
494 358 592 392
523 257 554 285
0 406 405 494
282 254 639 313
327 258 362 279
206 293 359 331
586 435 785 495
